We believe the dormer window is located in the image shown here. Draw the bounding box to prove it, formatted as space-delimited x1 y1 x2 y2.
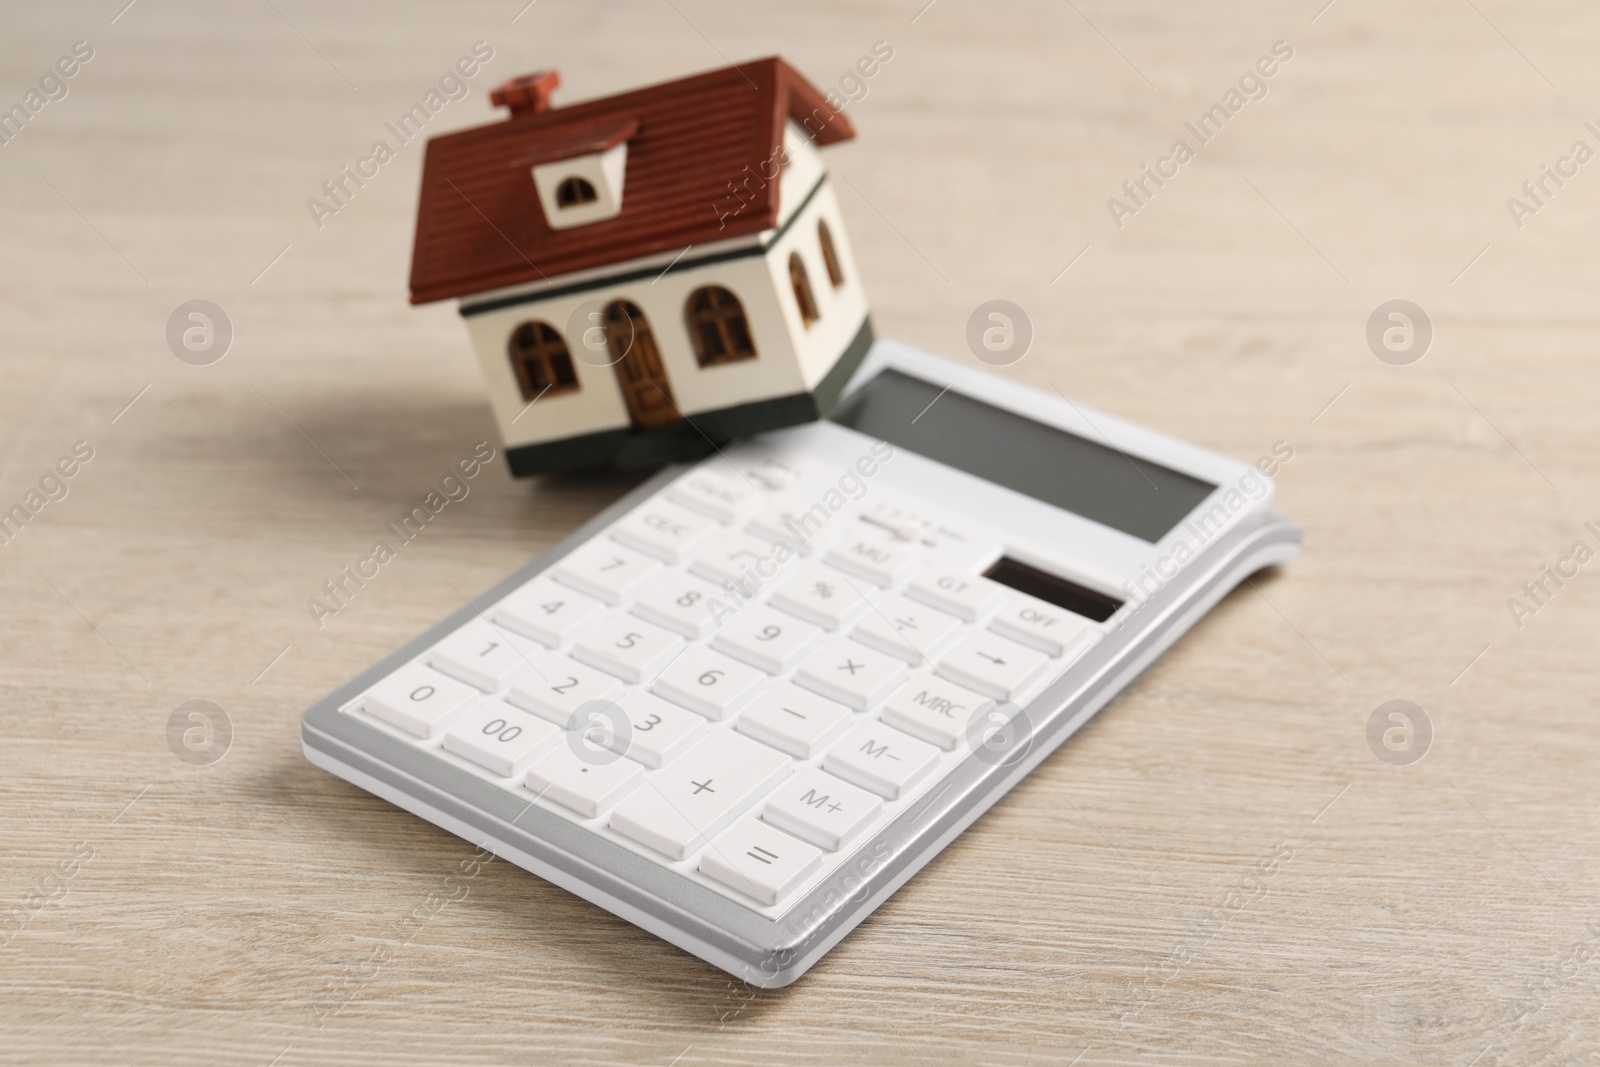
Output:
526 121 635 230
556 177 597 207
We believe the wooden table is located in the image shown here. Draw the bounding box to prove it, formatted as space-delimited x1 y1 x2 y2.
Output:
5 0 1598 1062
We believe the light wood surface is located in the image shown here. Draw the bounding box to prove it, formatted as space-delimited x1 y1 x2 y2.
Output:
5 1 1600 1063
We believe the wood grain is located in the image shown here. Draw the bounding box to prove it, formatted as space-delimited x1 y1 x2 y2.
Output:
3 1 1599 1063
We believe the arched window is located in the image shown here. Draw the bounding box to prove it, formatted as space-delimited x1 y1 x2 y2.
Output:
789 253 819 328
507 321 578 401
556 177 597 207
818 221 845 288
685 286 758 366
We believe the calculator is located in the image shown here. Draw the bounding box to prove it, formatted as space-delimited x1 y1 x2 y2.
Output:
300 339 1300 986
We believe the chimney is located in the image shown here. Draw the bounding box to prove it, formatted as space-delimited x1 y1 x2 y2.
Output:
491 71 560 117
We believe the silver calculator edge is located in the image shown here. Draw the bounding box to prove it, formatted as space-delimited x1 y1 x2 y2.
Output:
300 404 1300 987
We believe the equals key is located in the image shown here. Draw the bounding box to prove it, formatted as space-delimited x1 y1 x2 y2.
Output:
700 820 822 906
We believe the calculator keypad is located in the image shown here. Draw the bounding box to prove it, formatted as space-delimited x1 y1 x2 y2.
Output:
346 451 1106 915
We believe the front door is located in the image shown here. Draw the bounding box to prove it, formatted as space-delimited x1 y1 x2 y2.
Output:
603 300 678 428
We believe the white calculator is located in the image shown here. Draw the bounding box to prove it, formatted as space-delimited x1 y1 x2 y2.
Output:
301 340 1300 986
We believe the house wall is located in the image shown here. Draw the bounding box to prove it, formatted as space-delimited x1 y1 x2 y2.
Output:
463 297 631 450
464 252 812 451
462 123 866 452
776 121 825 228
766 179 870 391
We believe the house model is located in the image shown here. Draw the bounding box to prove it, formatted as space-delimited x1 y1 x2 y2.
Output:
407 58 873 476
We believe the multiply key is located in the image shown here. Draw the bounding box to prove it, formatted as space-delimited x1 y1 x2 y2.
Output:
794 636 907 711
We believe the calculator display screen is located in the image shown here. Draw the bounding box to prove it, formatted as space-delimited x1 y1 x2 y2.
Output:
830 369 1216 543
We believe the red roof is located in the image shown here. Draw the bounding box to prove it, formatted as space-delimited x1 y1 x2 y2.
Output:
408 57 855 305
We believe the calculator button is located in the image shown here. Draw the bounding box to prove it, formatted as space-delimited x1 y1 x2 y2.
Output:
747 466 791 491
905 567 1007 622
689 531 797 588
823 721 941 800
610 691 707 769
770 562 871 630
936 631 1050 702
651 645 766 720
794 637 908 711
851 593 963 666
867 501 1000 568
608 731 792 861
735 682 854 759
364 665 477 739
711 604 823 674
609 500 716 562
507 654 624 729
493 575 605 647
666 469 762 524
732 447 833 489
737 456 798 492
747 497 839 556
571 616 683 684
824 533 919 587
441 698 560 777
630 572 728 640
430 619 540 691
989 596 1096 657
860 504 922 542
552 542 661 605
762 768 884 851
700 818 822 906
524 745 644 818
880 671 989 750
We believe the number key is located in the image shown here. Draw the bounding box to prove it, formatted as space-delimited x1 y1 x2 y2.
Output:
364 664 477 739
571 615 682 684
430 619 540 691
610 691 707 769
507 653 623 729
712 604 822 674
493 574 604 647
552 541 661 605
651 645 765 720
442 698 560 776
631 572 731 640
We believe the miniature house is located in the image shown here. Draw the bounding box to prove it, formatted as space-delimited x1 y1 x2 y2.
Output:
408 59 873 476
